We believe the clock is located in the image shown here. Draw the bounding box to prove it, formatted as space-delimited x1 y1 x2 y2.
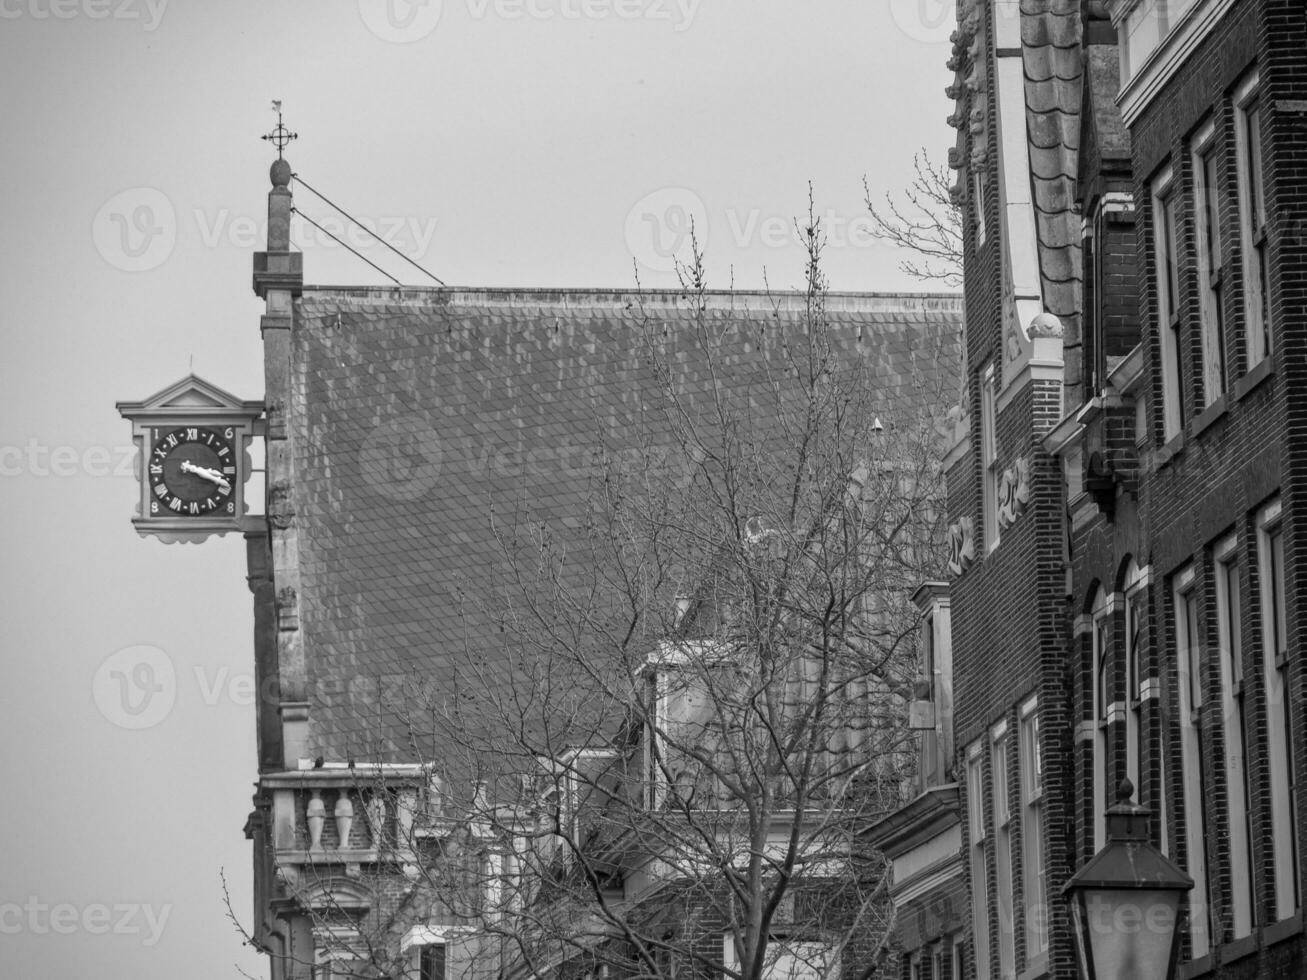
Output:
148 425 238 518
117 375 264 543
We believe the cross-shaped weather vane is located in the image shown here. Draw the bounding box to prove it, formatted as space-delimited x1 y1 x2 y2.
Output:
261 100 297 159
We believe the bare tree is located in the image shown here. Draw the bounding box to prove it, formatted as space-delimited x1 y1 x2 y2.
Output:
264 221 959 980
865 151 962 287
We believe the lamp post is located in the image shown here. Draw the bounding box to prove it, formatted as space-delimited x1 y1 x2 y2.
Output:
1061 779 1194 980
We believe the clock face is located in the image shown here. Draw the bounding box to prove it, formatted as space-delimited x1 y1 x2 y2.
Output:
147 425 238 518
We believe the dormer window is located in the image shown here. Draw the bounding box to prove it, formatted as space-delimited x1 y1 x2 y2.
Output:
643 645 718 810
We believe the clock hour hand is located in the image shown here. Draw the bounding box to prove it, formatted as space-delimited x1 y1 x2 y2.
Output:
180 459 232 490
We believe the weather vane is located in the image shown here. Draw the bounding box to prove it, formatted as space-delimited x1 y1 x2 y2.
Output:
261 100 297 159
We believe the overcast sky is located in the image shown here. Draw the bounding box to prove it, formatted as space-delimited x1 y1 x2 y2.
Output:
0 2 955 977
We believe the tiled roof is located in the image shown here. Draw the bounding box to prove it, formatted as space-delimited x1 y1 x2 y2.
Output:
1021 0 1083 340
288 289 963 760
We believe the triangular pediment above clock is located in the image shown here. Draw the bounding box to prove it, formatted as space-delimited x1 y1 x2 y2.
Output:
116 373 263 417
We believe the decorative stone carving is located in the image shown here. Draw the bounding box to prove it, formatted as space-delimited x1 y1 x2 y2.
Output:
997 456 1032 529
267 480 295 529
947 516 975 576
265 397 287 439
334 793 355 849
306 792 325 850
276 586 298 631
274 864 299 891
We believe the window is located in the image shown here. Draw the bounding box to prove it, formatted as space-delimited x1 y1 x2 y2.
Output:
1152 167 1184 439
1124 575 1146 803
967 744 992 980
420 944 446 980
1235 73 1271 367
973 168 987 248
1019 699 1048 962
1091 588 1111 850
991 724 1015 979
1258 500 1299 920
1119 0 1201 84
1192 122 1227 404
1215 534 1255 938
643 646 727 810
1173 565 1212 958
560 748 618 847
724 934 837 980
1084 210 1102 397
981 365 999 552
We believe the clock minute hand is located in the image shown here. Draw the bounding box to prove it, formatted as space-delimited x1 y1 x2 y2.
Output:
180 459 232 490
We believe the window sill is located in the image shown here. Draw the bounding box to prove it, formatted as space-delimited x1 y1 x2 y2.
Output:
1263 910 1303 946
1233 355 1274 403
1017 952 1049 980
1177 918 1300 978
1156 432 1186 469
1178 951 1215 979
1217 932 1258 965
1191 395 1228 439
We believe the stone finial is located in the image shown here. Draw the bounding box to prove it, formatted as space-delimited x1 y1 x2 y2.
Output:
270 158 292 188
1029 312 1064 338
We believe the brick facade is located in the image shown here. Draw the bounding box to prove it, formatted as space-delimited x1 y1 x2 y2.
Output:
929 1 1307 979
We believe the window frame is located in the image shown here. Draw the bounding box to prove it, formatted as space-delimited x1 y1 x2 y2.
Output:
980 364 999 553
990 721 1015 980
1214 533 1256 938
1019 697 1048 964
1151 165 1185 440
967 742 992 980
1173 563 1212 958
1235 72 1271 368
1191 120 1227 405
1091 587 1111 851
1257 499 1299 920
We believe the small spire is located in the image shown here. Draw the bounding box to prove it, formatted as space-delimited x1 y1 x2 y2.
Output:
260 99 298 161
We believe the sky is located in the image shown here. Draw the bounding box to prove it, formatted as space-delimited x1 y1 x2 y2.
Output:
0 2 957 977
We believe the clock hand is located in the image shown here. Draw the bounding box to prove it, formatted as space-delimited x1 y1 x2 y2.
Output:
180 459 232 490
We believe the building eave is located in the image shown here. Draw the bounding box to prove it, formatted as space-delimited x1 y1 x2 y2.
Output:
862 783 961 858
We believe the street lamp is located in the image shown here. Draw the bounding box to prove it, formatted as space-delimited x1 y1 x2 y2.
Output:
1061 779 1194 980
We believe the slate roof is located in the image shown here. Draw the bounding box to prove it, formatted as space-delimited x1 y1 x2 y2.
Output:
287 288 963 760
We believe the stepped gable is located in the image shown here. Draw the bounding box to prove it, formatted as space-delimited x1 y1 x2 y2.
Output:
285 288 964 760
